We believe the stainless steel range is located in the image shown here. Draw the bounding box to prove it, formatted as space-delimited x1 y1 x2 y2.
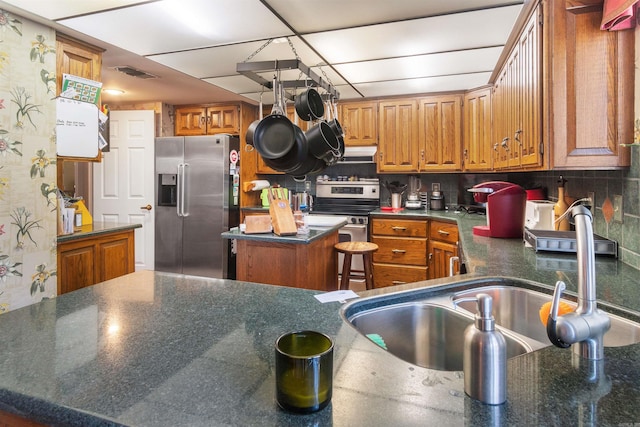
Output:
313 179 380 222
313 179 380 280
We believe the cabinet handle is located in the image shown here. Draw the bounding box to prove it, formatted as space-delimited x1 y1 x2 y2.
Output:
428 253 433 260
392 280 406 285
200 117 205 125
501 137 509 151
493 142 499 152
437 229 450 236
391 249 406 254
463 149 468 159
420 149 425 161
391 226 407 231
514 129 522 144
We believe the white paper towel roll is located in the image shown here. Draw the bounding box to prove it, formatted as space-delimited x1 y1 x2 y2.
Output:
246 180 270 191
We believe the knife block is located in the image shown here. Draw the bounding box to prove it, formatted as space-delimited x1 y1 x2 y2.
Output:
269 199 297 236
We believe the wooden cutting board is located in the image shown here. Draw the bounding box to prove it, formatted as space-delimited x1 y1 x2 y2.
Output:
244 214 272 234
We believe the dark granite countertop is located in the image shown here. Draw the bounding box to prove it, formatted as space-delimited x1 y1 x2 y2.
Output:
57 222 142 243
1 211 639 426
222 220 346 244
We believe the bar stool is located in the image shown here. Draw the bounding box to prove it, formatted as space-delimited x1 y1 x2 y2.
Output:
334 242 379 290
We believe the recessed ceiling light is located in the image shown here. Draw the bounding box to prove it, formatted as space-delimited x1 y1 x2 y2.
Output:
103 89 125 95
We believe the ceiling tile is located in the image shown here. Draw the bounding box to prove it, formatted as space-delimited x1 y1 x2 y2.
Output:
333 46 503 83
353 73 493 98
304 5 521 64
58 0 292 55
268 0 523 33
0 0 149 20
148 37 325 79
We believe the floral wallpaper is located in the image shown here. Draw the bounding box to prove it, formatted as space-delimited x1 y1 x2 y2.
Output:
0 11 57 313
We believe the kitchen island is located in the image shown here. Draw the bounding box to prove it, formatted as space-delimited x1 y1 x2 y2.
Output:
2 213 639 425
222 220 346 291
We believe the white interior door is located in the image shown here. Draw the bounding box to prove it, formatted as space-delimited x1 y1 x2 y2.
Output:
93 110 155 271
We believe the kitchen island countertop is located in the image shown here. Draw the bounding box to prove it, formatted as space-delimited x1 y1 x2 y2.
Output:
1 213 639 425
56 221 142 243
222 220 346 244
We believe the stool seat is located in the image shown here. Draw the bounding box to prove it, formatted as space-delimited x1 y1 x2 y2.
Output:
334 242 378 290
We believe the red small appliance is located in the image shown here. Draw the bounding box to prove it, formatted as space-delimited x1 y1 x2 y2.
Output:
468 181 527 238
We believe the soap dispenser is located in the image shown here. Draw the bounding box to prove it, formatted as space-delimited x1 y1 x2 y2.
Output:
459 293 507 405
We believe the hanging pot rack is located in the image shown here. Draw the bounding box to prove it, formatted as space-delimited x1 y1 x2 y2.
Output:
236 59 340 101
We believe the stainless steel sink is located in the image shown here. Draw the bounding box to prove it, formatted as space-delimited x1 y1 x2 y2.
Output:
341 277 640 370
348 301 532 371
453 285 640 347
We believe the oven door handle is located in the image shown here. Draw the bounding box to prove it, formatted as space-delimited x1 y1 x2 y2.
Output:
342 223 367 230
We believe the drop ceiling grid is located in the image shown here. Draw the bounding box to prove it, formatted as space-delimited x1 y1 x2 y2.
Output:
0 0 525 102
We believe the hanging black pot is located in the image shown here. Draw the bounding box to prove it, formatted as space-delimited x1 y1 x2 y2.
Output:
295 88 325 121
306 121 340 162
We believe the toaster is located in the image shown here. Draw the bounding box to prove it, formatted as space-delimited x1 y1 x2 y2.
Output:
525 200 555 230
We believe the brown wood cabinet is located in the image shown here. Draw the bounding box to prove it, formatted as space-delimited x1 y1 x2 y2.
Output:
377 95 463 172
547 0 632 168
339 101 378 146
55 35 104 193
377 99 420 172
428 220 459 279
57 228 135 294
175 104 240 136
492 4 543 170
418 94 463 172
370 218 428 288
463 86 493 171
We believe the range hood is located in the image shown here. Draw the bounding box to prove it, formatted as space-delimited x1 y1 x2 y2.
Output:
339 146 377 163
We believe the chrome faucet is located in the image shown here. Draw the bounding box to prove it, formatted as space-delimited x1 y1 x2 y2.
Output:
546 205 611 360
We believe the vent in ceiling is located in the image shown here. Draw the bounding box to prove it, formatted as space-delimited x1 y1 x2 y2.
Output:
113 66 158 79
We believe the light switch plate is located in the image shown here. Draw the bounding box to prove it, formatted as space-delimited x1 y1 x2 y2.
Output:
614 194 623 223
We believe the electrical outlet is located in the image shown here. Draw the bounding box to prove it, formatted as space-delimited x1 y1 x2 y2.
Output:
432 183 440 192
614 194 623 223
587 191 595 213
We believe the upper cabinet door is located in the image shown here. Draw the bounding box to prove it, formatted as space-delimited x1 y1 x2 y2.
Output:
206 105 240 135
549 1 632 169
56 36 102 94
463 87 493 171
56 36 103 162
339 101 378 146
418 95 463 172
377 99 419 172
175 106 207 136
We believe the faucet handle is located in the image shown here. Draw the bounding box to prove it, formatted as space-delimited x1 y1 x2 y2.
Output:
547 281 571 348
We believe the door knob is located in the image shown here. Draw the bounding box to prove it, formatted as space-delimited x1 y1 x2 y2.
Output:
140 204 152 211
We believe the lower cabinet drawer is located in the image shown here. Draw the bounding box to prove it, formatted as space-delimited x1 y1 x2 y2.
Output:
373 263 428 288
371 236 427 266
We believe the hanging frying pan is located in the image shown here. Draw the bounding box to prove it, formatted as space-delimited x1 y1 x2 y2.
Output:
252 79 295 159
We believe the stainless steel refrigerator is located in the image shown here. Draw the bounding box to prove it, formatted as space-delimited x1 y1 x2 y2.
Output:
155 134 240 279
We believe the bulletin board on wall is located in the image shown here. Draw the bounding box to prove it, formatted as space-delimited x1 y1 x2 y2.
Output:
55 97 99 158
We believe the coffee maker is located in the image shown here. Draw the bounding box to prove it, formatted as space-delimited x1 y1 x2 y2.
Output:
468 181 527 238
